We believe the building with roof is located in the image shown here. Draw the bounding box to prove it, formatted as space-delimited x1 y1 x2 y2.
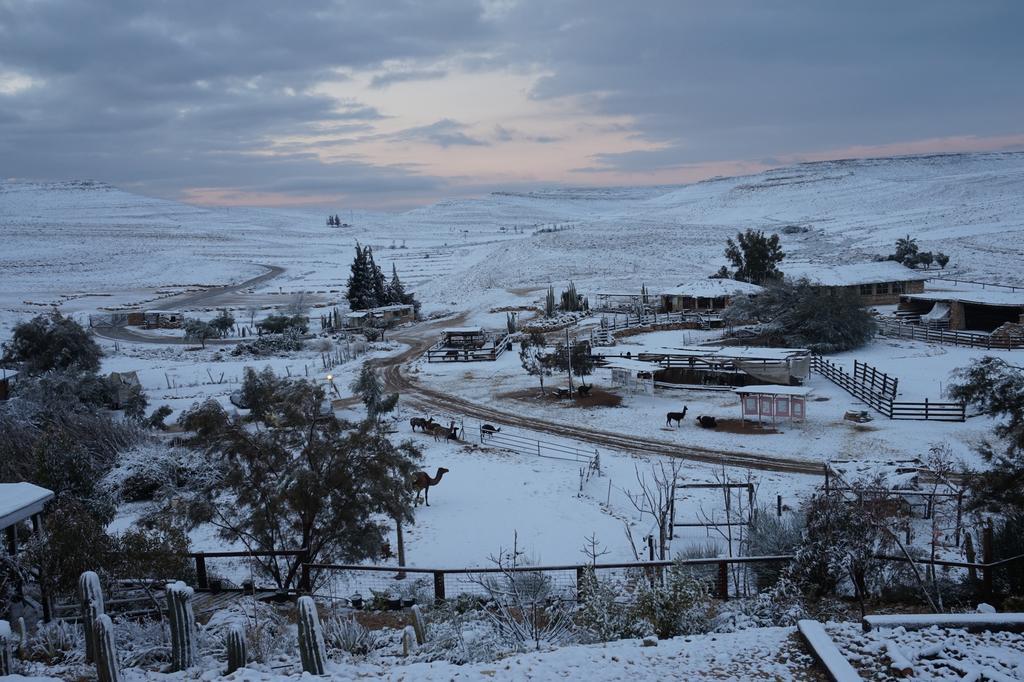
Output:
898 286 1024 332
783 262 929 305
344 303 415 328
660 279 764 313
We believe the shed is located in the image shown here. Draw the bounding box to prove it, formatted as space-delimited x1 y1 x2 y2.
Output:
1 482 54 555
605 358 660 395
441 327 486 348
660 279 764 313
783 262 929 305
899 288 1024 332
345 304 415 328
143 310 183 329
734 385 812 423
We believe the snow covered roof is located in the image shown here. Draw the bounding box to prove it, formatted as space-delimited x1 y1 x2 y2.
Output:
443 327 484 335
625 345 809 361
0 482 54 529
145 309 182 315
783 261 930 286
904 290 1024 307
734 385 813 396
603 358 663 372
345 311 368 318
661 279 764 297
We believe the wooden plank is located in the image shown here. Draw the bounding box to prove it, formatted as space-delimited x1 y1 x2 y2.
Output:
862 613 1024 633
798 619 863 681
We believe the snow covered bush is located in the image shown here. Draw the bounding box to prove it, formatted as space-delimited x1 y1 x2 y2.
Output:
575 566 635 643
26 620 84 665
629 560 712 639
102 440 217 503
322 614 377 657
746 507 805 590
230 328 305 356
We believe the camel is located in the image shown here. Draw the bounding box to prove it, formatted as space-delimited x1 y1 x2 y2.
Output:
696 415 718 429
410 416 436 432
665 407 688 427
412 467 449 506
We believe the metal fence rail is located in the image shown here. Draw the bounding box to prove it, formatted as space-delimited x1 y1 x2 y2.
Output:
478 426 599 466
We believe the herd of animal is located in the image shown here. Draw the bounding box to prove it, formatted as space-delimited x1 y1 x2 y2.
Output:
665 407 718 429
409 416 460 441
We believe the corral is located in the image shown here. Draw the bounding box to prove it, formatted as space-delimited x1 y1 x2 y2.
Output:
425 327 511 362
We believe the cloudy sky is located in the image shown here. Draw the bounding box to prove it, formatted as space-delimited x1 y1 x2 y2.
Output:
1 1 1022 210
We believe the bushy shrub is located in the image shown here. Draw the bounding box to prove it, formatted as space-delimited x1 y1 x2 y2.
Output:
746 508 805 589
630 560 712 639
27 620 84 665
230 329 305 356
1 311 101 374
323 615 377 656
258 314 308 334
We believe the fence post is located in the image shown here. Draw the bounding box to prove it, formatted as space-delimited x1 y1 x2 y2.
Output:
576 566 586 602
777 494 783 517
433 571 446 603
982 520 994 601
924 398 929 420
194 554 208 590
716 561 729 601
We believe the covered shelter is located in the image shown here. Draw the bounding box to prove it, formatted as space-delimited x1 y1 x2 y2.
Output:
426 327 510 362
600 345 811 388
734 385 812 424
660 279 763 313
440 327 487 348
1 482 54 556
143 310 183 329
345 303 415 329
899 289 1024 333
783 262 928 305
605 358 660 395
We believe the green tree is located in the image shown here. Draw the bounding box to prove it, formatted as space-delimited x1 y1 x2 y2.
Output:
1 311 101 374
948 357 1024 510
174 374 421 588
346 244 377 311
935 252 950 269
724 277 876 353
209 309 235 337
184 319 217 348
723 229 785 284
893 235 919 265
519 332 553 394
350 362 398 420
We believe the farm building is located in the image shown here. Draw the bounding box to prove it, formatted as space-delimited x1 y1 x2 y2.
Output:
898 288 1024 332
783 262 928 305
596 346 811 388
0 369 16 401
142 310 184 329
593 292 647 312
344 303 415 328
660 279 764 313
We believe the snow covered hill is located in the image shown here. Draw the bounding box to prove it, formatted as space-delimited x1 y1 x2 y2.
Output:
3 151 1023 328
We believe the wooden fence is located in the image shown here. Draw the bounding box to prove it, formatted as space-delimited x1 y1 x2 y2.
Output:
811 356 965 421
877 319 1023 350
425 334 510 362
599 310 712 332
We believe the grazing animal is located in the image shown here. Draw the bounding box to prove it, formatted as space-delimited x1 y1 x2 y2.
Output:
430 421 459 442
577 384 592 398
481 424 501 436
665 407 688 427
696 415 718 429
444 349 459 360
412 467 449 506
410 416 436 432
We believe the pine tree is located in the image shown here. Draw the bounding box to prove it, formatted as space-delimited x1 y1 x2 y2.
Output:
387 264 406 305
346 244 376 311
366 247 387 308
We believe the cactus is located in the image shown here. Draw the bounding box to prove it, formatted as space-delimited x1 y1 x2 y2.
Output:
93 614 121 682
78 570 105 663
411 604 427 645
401 625 417 656
166 581 198 671
0 619 13 676
225 622 248 675
296 595 327 675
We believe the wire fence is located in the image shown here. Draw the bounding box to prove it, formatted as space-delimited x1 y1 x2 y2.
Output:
478 425 599 468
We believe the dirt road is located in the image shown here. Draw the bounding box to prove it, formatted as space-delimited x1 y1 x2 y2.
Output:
94 264 285 345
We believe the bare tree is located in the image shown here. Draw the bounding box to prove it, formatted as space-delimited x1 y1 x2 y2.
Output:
626 460 683 560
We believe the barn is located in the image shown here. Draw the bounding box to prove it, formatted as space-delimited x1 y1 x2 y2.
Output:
660 279 764 313
898 288 1024 333
783 262 929 305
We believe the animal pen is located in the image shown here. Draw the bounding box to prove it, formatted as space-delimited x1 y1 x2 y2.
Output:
595 346 811 389
425 327 510 362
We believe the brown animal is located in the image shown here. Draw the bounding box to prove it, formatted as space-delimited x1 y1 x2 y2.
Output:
696 415 718 429
429 421 459 442
412 467 449 506
410 416 436 432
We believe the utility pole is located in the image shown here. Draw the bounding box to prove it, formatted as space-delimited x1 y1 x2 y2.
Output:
565 328 573 398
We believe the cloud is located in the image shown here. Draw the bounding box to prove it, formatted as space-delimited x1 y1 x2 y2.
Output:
370 68 448 89
0 1 1022 205
391 118 488 147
